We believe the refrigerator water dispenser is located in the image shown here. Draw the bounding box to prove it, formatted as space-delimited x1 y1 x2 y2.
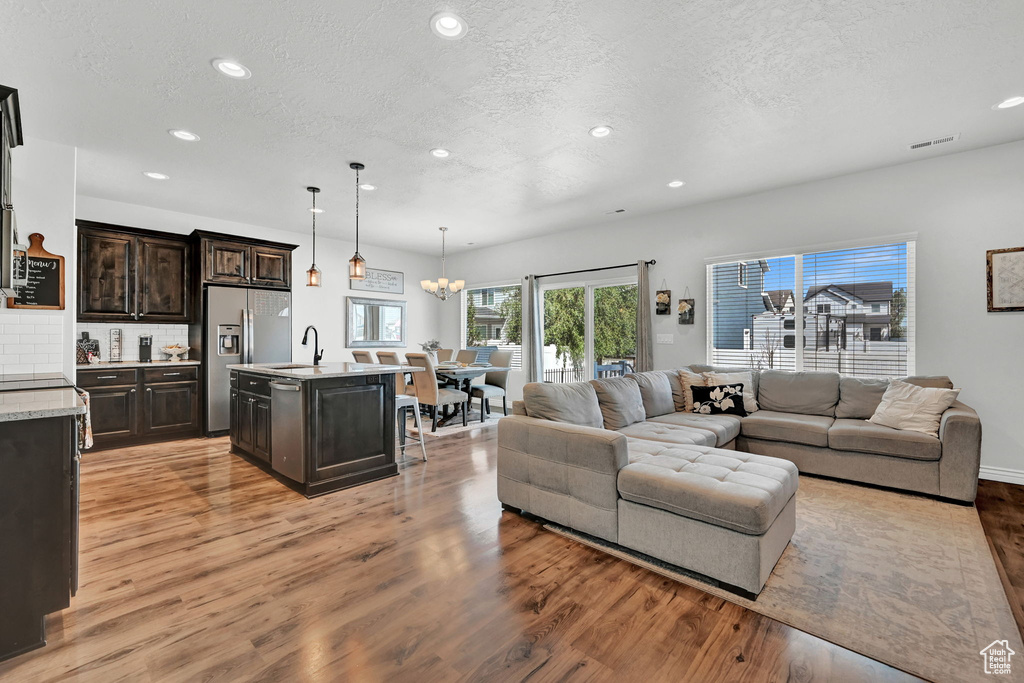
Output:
217 324 241 356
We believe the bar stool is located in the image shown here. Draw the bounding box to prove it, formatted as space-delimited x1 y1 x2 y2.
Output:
396 393 427 461
352 350 375 363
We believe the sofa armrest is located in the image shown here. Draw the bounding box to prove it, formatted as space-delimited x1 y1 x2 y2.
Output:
497 415 628 476
937 401 982 502
496 415 627 541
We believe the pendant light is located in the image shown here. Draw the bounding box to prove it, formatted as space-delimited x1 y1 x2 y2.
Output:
348 162 367 280
305 186 322 287
420 227 465 301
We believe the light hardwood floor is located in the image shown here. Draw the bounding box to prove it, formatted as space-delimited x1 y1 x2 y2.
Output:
0 429 920 682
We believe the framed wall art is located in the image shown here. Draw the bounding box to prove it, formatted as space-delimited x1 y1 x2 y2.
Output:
987 247 1024 312
656 289 671 315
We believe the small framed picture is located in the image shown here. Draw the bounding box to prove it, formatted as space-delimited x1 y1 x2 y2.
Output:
987 247 1024 312
656 290 671 315
678 298 695 324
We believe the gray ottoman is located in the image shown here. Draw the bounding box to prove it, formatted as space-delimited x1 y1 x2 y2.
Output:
617 442 799 596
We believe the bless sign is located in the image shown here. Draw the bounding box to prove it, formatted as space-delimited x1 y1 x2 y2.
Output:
350 268 404 294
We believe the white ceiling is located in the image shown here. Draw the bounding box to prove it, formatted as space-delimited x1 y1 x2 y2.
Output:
2 0 1023 253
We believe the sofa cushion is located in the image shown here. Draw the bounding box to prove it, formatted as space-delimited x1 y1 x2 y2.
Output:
626 371 676 418
835 377 889 419
617 422 717 448
702 372 759 413
689 365 761 395
828 419 941 461
590 377 647 430
649 412 742 447
740 410 834 447
757 370 840 417
523 381 603 429
868 379 960 437
620 443 799 535
672 368 705 413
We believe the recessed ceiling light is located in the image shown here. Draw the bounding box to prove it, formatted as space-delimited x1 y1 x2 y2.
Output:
211 58 252 80
466 242 475 245
589 125 612 138
143 171 169 180
993 96 1024 110
169 129 200 142
430 11 468 40
359 184 376 191
431 148 450 158
667 180 685 188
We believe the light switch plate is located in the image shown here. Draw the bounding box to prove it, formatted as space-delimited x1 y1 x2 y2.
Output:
656 334 674 344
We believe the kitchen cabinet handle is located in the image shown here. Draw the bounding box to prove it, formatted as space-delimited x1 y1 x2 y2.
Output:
146 388 152 393
249 381 258 385
270 382 300 392
163 372 182 376
97 375 118 379
130 389 136 394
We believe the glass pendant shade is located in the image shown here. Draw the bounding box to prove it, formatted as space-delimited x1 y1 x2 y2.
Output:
349 253 366 280
307 264 322 287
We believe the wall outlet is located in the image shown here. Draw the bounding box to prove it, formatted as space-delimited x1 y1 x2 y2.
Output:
656 334 674 344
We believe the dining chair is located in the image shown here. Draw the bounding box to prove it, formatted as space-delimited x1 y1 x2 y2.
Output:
456 349 479 365
470 349 513 422
406 353 468 431
352 350 375 363
436 348 454 362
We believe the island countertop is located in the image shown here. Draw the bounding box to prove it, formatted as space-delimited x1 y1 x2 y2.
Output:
228 362 420 380
0 387 87 423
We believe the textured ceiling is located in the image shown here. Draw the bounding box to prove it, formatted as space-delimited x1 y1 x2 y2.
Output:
2 0 1023 253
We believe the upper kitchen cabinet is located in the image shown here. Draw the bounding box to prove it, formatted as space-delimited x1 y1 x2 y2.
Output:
77 221 192 323
194 231 296 289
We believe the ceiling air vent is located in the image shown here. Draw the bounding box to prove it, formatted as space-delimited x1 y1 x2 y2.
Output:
605 208 626 215
907 133 960 151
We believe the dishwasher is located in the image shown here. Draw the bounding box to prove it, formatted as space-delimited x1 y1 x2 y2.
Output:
270 380 305 482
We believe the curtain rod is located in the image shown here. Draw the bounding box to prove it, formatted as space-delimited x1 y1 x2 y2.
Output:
534 260 656 280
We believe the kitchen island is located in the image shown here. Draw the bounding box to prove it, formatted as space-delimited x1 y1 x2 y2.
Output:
227 362 418 497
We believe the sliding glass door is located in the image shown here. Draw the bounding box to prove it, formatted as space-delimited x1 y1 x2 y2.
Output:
541 279 637 383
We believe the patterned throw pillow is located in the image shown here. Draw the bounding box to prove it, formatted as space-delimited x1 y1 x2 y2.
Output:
690 383 747 416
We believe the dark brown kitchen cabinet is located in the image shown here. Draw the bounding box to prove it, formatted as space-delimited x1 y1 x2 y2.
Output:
194 231 295 289
137 236 191 321
78 229 134 320
143 381 199 435
77 222 192 323
235 378 271 465
78 366 200 450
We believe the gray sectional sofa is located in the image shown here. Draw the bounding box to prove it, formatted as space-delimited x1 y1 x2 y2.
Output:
496 365 982 596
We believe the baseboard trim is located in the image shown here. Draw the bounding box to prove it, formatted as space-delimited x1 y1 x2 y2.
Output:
979 466 1024 485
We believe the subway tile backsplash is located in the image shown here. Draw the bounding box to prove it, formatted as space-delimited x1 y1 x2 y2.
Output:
77 323 190 363
0 313 65 375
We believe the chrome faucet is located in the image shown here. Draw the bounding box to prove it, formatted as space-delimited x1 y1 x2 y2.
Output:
301 325 323 365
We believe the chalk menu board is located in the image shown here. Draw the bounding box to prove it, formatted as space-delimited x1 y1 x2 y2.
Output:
6 233 65 310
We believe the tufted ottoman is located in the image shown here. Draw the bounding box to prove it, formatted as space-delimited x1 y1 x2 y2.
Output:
617 441 798 596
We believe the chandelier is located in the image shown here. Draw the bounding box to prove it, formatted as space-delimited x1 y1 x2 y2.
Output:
420 227 464 301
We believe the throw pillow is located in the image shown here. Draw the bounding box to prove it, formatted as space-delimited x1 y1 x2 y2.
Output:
868 379 961 437
672 369 705 413
703 371 759 414
628 371 676 418
690 383 748 417
523 381 604 429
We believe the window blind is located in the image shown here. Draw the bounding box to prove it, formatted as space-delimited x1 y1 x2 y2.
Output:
707 241 915 378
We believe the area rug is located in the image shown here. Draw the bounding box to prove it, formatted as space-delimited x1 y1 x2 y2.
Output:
405 412 500 437
545 476 1023 683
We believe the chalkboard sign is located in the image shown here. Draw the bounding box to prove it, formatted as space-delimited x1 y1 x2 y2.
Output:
6 233 65 310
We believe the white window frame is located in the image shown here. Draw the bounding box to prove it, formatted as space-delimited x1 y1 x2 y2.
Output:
705 233 917 375
539 274 637 381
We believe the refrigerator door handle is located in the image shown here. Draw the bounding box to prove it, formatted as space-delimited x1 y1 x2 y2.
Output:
247 309 255 363
240 308 250 364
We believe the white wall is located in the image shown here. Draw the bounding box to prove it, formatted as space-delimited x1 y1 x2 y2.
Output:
76 196 445 366
0 136 76 376
443 140 1024 478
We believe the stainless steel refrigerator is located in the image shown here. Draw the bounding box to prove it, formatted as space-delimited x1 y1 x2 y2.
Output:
204 286 291 434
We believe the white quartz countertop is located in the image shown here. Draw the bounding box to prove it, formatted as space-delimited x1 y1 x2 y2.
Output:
77 360 201 369
0 387 87 423
228 362 421 380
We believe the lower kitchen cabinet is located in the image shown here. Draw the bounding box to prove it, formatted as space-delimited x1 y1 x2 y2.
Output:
234 384 271 464
78 366 201 449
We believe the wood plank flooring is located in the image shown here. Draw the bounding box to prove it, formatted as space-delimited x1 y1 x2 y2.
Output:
0 429 926 681
975 479 1024 639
